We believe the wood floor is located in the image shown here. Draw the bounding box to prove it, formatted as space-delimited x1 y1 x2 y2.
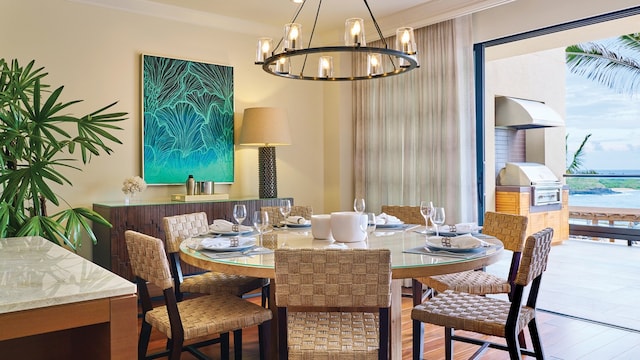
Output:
141 239 640 359
141 295 640 359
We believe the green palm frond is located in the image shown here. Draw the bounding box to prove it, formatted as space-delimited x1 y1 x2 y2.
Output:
566 34 640 95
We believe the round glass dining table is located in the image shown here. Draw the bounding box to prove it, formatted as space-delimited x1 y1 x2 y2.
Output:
180 226 504 359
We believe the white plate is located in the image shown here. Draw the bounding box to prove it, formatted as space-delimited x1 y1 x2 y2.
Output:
210 229 254 236
200 237 255 251
376 222 405 229
425 235 484 253
280 221 311 228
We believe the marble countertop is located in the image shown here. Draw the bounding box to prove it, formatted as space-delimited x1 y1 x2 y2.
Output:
0 236 136 314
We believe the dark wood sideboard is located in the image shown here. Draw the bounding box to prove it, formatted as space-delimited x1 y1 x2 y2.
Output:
93 197 291 280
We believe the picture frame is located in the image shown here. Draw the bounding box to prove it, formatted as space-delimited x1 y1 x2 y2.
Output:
141 54 234 185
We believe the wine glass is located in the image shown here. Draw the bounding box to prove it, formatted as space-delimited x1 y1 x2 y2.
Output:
233 204 247 227
252 210 269 246
431 207 446 237
353 198 366 215
420 201 434 233
279 199 292 229
365 212 377 240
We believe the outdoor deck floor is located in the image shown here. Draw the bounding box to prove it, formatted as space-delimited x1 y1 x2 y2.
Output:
487 237 640 331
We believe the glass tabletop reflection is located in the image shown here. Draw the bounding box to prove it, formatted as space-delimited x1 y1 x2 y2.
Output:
179 227 504 279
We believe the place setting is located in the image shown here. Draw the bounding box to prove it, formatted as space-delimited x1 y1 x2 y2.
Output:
185 235 274 259
403 233 497 259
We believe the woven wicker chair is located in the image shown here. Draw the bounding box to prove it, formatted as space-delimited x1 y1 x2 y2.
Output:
261 205 313 227
411 227 553 360
381 205 425 225
124 230 272 360
419 212 529 299
162 212 269 304
274 248 392 360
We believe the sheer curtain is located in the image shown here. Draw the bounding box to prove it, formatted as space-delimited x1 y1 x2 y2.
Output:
353 15 476 223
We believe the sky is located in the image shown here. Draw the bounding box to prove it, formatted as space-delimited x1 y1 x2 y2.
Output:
565 49 640 172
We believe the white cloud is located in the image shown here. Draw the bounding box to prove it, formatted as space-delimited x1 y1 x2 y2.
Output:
566 71 640 170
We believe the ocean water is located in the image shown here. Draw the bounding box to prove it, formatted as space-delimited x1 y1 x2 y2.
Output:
568 190 640 209
567 169 640 209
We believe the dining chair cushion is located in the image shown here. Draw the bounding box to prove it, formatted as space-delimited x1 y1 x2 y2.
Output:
424 270 511 295
181 271 267 297
286 311 380 356
145 292 273 341
411 290 535 338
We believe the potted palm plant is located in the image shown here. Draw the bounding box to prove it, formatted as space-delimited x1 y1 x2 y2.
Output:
0 58 127 251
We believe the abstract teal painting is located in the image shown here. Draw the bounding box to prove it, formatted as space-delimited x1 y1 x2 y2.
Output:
142 54 234 184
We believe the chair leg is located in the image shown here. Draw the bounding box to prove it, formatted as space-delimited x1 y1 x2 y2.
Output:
220 332 230 360
505 329 521 360
261 283 270 308
444 327 454 360
258 321 271 360
518 330 527 348
528 319 545 360
412 319 423 360
138 321 152 360
168 336 183 360
233 329 242 359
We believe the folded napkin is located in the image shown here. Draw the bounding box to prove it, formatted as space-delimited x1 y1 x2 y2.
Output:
426 234 488 249
209 219 253 233
285 216 310 224
375 212 402 225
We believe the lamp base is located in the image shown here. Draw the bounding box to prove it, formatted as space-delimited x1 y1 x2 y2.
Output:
258 146 277 198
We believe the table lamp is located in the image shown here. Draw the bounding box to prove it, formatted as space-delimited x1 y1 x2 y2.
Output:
240 107 292 198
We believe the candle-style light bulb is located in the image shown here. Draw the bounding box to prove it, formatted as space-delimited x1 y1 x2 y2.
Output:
401 30 411 53
318 56 333 78
290 27 298 49
351 21 361 45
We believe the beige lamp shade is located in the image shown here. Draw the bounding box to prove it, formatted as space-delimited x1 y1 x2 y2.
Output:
239 107 292 146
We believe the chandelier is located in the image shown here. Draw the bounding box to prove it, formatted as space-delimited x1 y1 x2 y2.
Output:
254 0 419 81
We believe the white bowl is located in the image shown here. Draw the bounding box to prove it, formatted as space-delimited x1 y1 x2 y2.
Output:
330 212 367 243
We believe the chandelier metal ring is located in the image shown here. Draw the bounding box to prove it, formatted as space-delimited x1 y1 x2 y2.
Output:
261 46 419 81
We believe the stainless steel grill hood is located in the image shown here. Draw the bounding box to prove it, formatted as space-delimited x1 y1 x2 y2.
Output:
495 96 564 129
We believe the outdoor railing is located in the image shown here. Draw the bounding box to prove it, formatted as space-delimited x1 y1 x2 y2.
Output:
563 173 640 245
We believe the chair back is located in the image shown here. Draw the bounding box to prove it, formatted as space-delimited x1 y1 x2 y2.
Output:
261 205 313 226
125 230 174 291
381 205 423 225
515 227 553 287
163 212 209 253
274 248 392 308
482 212 528 252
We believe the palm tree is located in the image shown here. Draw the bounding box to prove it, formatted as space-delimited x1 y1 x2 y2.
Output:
566 33 640 95
565 133 593 174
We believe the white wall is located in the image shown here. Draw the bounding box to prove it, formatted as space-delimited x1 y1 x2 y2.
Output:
1 0 325 257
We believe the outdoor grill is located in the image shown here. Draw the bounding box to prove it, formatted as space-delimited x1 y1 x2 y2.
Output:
498 162 562 206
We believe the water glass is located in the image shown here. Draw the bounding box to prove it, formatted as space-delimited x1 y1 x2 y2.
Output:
252 210 269 246
353 198 366 214
365 212 377 239
233 204 247 226
432 207 446 236
420 201 434 232
279 199 292 229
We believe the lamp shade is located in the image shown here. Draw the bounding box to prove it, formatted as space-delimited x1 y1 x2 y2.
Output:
240 107 292 146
